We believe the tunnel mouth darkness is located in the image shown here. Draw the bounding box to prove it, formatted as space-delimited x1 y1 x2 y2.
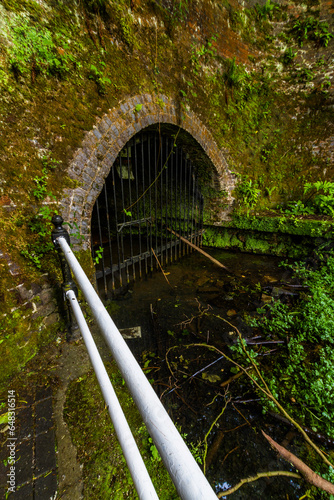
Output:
90 124 218 298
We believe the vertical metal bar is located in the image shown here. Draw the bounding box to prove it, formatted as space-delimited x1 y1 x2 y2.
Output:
174 146 180 259
170 137 174 263
195 176 200 248
111 160 123 288
177 145 182 259
154 133 158 270
200 192 204 247
183 153 187 256
186 160 191 254
148 134 153 274
159 132 164 266
179 147 184 256
165 135 169 265
142 133 148 278
95 197 108 298
104 182 115 292
119 154 129 285
191 170 195 251
134 137 142 279
127 141 135 282
194 176 198 248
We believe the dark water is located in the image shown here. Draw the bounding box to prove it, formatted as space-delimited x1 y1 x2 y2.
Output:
109 248 306 499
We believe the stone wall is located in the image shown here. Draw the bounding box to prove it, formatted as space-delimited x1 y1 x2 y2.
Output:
0 0 333 384
62 93 236 251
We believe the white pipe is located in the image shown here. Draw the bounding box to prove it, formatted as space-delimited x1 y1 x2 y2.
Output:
58 237 218 500
66 289 159 500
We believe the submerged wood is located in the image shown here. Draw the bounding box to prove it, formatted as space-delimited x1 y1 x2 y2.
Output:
166 228 232 272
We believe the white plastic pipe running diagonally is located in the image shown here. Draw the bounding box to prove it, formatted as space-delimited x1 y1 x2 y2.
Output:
66 289 159 500
57 236 218 500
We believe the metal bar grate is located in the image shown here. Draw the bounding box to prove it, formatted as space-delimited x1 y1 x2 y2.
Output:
91 130 203 297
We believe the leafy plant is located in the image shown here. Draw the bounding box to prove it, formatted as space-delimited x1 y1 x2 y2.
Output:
295 66 314 83
191 35 217 75
89 63 111 95
255 0 279 21
282 47 297 65
32 155 59 200
236 177 261 212
93 246 104 265
222 57 246 103
283 200 313 215
304 181 334 217
290 16 333 47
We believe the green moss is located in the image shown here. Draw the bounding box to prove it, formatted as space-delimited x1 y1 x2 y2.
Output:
244 236 270 253
0 0 44 15
64 365 179 499
0 304 62 392
202 219 330 257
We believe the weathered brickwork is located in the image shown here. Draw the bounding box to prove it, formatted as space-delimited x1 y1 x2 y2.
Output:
62 93 236 251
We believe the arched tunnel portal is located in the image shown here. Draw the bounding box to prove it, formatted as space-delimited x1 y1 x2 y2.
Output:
60 94 236 296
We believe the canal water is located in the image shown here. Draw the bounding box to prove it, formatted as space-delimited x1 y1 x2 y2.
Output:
108 248 306 498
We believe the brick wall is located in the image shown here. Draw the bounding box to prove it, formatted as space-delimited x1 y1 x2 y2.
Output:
62 93 237 251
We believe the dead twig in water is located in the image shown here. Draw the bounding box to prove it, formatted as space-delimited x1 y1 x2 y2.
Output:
174 298 212 330
231 403 252 428
220 445 239 468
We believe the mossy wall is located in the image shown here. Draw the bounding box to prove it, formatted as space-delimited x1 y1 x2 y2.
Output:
0 0 333 383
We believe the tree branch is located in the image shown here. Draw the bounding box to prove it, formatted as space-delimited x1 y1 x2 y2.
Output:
262 431 334 495
217 471 301 497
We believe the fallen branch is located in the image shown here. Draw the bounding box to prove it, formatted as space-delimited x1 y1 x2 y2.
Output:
166 227 232 272
220 366 253 387
151 248 172 287
217 470 302 497
262 431 334 495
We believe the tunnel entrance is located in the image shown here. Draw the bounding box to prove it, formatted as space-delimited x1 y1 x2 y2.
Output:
91 128 204 297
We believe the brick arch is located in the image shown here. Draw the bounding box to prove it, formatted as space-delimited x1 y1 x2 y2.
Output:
61 93 236 250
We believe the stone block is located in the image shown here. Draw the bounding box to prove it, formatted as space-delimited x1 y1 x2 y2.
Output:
97 119 110 136
11 482 34 500
35 429 56 475
34 470 57 500
16 285 34 302
39 289 54 305
92 127 102 140
35 398 53 435
33 302 56 319
42 312 60 327
16 405 33 442
15 439 33 486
